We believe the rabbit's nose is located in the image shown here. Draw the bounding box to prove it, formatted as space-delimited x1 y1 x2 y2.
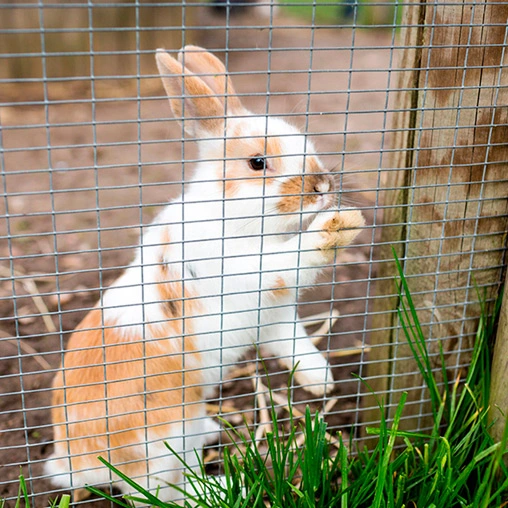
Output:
313 178 330 195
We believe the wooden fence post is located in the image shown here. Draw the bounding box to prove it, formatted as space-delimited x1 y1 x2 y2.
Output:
490 277 508 443
0 1 197 96
364 0 508 433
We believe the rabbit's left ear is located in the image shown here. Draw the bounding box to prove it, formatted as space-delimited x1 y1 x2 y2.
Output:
178 46 244 114
156 49 224 137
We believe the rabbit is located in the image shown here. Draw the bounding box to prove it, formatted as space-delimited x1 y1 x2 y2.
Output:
45 45 365 503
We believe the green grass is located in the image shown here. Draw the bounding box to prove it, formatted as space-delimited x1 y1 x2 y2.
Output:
278 0 399 26
279 0 343 25
89 252 508 507
3 472 71 508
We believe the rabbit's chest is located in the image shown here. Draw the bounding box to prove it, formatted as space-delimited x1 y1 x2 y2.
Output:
189 253 291 301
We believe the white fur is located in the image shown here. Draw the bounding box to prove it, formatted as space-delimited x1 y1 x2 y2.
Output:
101 114 337 396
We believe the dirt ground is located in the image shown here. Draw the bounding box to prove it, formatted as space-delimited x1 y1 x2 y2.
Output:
0 10 393 506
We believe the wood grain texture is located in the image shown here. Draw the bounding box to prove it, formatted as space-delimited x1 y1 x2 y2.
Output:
491 274 508 443
0 1 193 97
365 0 508 434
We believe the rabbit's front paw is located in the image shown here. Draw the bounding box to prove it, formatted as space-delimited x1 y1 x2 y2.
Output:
294 362 334 396
318 209 365 254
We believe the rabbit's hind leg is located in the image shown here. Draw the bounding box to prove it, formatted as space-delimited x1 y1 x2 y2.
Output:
44 448 114 502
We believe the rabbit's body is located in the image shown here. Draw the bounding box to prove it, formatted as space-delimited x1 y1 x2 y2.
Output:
45 47 365 502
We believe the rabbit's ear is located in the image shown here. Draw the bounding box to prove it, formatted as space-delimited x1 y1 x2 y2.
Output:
178 46 244 114
156 49 224 137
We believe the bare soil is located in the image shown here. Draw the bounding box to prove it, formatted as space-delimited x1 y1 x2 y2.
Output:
0 11 392 506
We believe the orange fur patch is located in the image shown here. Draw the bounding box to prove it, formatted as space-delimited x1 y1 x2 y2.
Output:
158 52 224 135
277 156 331 213
217 167 240 197
269 276 291 298
224 177 239 196
187 87 223 134
277 174 318 213
179 46 244 114
157 275 197 320
158 228 171 270
156 234 200 329
226 125 281 166
266 137 283 168
51 307 202 480
220 130 286 197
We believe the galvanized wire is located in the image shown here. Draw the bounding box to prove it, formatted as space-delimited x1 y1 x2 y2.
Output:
1 0 507 505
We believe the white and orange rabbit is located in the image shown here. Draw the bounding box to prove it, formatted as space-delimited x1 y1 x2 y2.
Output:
45 46 365 502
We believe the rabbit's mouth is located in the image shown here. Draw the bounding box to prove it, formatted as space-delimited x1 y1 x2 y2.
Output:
316 191 336 212
314 175 337 211
296 191 336 230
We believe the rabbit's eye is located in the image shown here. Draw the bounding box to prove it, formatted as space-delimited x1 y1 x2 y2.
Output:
249 157 266 171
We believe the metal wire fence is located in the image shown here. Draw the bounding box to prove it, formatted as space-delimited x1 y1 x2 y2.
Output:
1 0 507 506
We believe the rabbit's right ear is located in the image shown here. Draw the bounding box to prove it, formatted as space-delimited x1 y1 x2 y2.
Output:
156 49 224 137
178 46 244 114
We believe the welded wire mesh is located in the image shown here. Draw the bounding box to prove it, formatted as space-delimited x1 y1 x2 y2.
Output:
1 0 507 506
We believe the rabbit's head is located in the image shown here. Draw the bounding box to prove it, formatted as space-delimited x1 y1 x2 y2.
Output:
156 46 336 236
